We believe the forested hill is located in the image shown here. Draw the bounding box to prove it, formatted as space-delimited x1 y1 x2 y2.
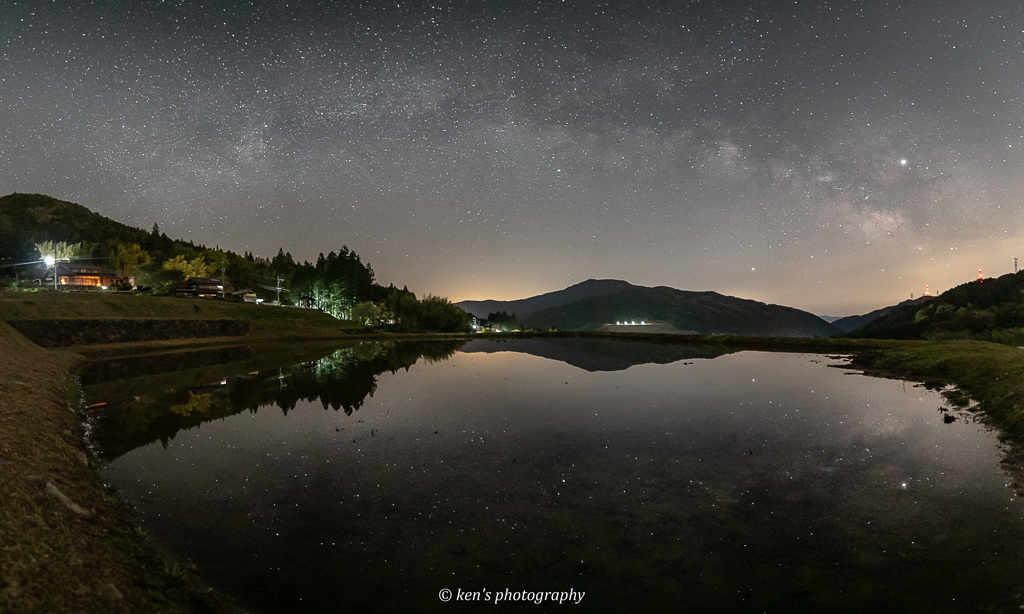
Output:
830 296 933 334
0 193 374 310
0 193 469 332
0 192 376 309
0 193 160 262
846 272 1024 343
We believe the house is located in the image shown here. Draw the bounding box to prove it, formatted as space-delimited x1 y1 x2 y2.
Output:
44 262 123 288
179 277 225 298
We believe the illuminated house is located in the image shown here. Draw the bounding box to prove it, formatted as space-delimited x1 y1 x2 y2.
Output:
45 262 122 288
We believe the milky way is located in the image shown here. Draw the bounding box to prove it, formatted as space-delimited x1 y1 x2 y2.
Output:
3 0 1023 314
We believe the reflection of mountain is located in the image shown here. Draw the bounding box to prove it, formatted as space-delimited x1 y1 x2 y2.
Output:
88 340 464 459
459 337 732 371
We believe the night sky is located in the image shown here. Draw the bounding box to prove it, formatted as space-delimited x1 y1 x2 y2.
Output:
3 1 1023 315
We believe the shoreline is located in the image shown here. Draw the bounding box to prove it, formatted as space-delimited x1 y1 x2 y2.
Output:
3 323 1024 611
0 321 239 612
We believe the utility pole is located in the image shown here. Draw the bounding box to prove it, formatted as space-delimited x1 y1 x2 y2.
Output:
258 274 286 305
1015 257 1019 273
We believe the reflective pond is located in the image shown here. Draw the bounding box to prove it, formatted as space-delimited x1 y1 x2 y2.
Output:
87 339 1024 612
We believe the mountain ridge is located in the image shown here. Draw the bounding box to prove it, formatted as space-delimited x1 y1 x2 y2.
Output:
456 279 637 318
457 280 839 337
831 296 934 334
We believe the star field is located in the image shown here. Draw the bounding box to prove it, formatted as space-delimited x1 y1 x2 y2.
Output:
3 0 1024 314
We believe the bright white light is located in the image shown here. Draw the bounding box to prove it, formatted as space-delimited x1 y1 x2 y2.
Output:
44 255 55 266
899 159 908 166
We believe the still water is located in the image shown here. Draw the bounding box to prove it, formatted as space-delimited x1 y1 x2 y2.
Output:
88 339 1024 612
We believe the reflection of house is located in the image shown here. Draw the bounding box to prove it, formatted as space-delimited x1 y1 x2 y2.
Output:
45 262 123 288
179 277 225 298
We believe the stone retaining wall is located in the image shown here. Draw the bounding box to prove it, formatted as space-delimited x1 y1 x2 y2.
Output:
7 319 250 347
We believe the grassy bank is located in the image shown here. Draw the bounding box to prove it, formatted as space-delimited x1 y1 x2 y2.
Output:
0 320 240 612
849 340 1024 440
844 339 1024 489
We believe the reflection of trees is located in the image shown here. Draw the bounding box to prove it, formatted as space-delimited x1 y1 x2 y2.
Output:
169 392 215 417
92 340 464 459
225 341 462 416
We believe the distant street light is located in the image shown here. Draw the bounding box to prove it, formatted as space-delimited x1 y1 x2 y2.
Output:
44 255 56 289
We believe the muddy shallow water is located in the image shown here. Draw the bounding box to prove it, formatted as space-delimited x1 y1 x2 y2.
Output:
91 341 1024 613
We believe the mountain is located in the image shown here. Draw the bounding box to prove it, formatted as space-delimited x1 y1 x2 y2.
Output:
458 279 839 337
456 279 636 318
846 272 1024 342
830 296 933 334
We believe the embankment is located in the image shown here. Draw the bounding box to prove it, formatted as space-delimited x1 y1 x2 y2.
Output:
7 319 250 348
0 320 236 612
